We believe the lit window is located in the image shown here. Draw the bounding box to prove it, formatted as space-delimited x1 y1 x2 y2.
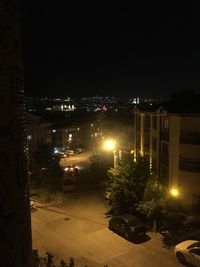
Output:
27 134 32 140
77 127 80 131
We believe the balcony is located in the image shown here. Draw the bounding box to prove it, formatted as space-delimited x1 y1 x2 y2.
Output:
161 131 169 142
180 131 200 145
179 156 200 172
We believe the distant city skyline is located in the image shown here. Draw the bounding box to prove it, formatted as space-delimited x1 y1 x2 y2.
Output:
21 2 200 98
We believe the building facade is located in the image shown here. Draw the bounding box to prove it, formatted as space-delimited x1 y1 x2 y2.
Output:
52 126 83 150
0 1 32 266
132 107 200 204
27 113 52 153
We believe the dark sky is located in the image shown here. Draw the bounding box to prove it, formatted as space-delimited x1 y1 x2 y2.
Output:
21 2 200 98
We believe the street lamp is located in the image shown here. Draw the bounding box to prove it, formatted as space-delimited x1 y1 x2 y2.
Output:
103 139 118 169
170 187 179 198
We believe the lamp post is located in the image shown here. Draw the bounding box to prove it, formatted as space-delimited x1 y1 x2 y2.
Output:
103 139 118 169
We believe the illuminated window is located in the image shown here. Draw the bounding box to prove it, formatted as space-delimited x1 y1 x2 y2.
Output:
27 134 32 140
68 133 72 142
77 127 80 131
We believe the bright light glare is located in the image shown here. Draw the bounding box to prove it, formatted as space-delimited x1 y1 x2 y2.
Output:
103 139 116 151
170 188 179 197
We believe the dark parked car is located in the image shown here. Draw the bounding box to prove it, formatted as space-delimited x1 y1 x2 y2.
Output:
108 214 147 240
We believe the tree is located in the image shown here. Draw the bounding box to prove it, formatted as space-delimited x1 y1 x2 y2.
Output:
137 176 165 220
29 143 63 195
107 155 151 214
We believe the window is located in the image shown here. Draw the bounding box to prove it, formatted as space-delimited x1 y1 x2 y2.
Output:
163 119 169 129
152 137 157 151
27 134 32 140
151 158 156 173
152 116 157 129
161 165 169 185
190 248 200 256
68 133 72 142
144 115 150 129
162 143 168 157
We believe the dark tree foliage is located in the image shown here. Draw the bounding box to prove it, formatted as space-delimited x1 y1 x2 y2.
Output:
29 143 63 192
107 155 151 214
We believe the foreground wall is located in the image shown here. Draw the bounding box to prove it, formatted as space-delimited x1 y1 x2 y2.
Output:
0 1 32 266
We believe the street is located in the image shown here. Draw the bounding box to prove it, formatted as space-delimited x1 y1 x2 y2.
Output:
31 151 182 267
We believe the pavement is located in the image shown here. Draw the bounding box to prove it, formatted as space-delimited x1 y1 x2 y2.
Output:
31 151 182 266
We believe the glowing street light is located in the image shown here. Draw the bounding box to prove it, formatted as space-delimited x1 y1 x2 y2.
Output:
103 139 116 151
103 139 118 169
170 188 179 197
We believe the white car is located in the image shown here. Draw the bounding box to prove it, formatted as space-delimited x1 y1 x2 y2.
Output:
65 150 75 156
175 240 200 266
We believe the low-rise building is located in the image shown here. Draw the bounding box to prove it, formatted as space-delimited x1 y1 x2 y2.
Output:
27 113 52 153
132 106 200 204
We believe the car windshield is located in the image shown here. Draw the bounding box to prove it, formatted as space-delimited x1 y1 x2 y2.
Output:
188 241 200 249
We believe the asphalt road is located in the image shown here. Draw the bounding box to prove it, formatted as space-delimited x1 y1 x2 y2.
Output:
31 151 182 267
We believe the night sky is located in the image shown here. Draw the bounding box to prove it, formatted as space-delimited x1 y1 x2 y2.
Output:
21 2 200 98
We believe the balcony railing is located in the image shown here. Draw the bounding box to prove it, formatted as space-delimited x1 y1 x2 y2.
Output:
180 131 200 145
179 156 200 172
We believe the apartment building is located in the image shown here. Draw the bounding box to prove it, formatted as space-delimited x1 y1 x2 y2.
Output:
132 106 200 204
52 126 83 150
27 113 52 152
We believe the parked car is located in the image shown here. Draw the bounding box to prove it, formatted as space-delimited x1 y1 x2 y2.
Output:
108 214 147 240
75 148 85 154
175 240 200 266
56 151 67 158
65 150 75 156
